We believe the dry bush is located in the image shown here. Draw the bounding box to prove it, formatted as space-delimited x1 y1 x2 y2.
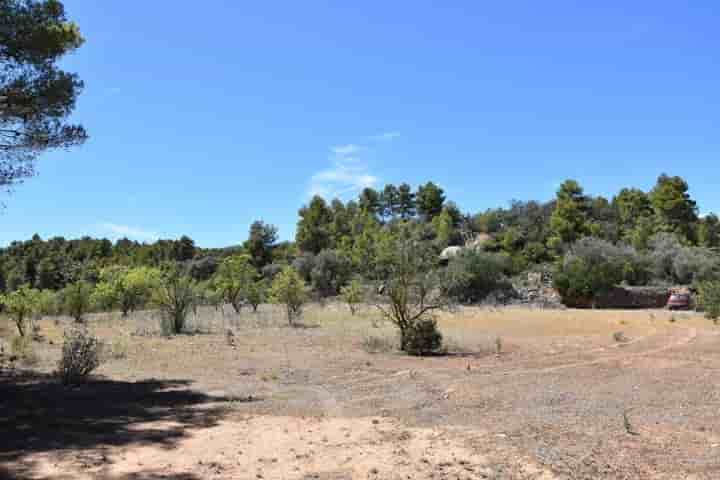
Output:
361 332 397 354
58 327 103 385
10 335 37 364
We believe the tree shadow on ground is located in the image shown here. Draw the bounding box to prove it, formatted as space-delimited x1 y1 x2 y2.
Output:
0 368 233 479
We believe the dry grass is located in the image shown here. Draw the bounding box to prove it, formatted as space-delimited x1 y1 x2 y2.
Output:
1 303 719 479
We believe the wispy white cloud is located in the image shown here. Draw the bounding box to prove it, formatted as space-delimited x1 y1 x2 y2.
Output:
331 144 362 156
308 132 399 199
369 131 400 142
99 223 159 241
309 158 378 199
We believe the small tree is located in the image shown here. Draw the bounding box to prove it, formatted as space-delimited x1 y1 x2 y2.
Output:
153 265 197 335
0 285 41 336
340 278 363 315
245 279 267 313
61 281 94 323
698 281 720 322
373 230 450 354
214 254 255 313
269 266 308 325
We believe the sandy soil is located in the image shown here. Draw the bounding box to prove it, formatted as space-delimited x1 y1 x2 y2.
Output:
2 305 719 479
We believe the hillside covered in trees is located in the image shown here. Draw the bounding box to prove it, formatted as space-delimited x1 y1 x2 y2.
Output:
2 174 718 303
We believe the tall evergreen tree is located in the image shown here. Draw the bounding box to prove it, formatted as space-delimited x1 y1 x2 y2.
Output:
416 182 445 220
1 0 87 191
296 195 332 254
649 174 698 242
397 183 416 219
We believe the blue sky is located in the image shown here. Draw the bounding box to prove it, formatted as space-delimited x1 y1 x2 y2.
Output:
2 1 719 247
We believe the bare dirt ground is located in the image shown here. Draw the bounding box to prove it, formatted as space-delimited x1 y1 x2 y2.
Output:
2 305 720 479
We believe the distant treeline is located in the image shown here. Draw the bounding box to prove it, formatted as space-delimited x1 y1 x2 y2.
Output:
1 175 718 294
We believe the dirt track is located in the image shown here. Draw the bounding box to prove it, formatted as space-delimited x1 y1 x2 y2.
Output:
2 307 720 479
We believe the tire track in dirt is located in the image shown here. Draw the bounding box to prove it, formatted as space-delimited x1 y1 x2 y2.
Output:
469 325 698 380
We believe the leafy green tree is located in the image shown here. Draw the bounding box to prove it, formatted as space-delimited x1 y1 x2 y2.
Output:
550 179 589 244
553 238 630 306
340 278 363 315
174 235 196 261
0 0 87 190
373 228 450 353
614 188 652 233
214 254 255 313
649 174 698 242
444 250 508 303
245 279 267 312
296 195 333 254
358 187 381 218
629 216 656 251
61 280 93 323
244 220 278 268
269 266 308 325
698 214 720 248
311 249 351 297
0 284 40 336
432 208 456 248
416 182 445 220
396 183 416 219
153 265 197 335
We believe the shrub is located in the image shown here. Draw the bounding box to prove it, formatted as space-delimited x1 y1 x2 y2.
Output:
10 335 37 364
58 327 103 385
269 266 308 325
698 281 720 322
554 237 640 305
153 265 198 335
214 254 255 313
245 279 267 313
444 250 508 303
0 285 41 336
311 249 352 297
361 333 397 353
340 278 364 315
403 318 443 356
61 281 94 323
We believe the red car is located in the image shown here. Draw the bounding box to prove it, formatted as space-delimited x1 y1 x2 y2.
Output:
667 293 691 310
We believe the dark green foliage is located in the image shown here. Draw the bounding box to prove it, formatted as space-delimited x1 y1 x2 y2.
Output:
550 179 589 244
554 238 630 305
416 181 445 220
244 220 278 268
61 280 93 322
698 281 720 322
404 318 443 356
310 249 351 297
650 174 698 242
296 195 333 254
1 0 87 190
444 250 508 303
358 187 381 217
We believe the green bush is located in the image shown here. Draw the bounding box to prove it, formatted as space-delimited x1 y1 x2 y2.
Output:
269 266 308 325
404 318 443 356
444 250 508 303
698 281 720 322
61 281 94 323
153 265 198 335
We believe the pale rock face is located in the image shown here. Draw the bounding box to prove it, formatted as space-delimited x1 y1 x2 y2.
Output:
439 246 463 260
